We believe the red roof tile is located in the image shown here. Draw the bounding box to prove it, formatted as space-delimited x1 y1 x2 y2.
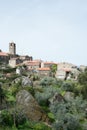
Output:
0 52 8 56
37 67 50 71
24 61 41 66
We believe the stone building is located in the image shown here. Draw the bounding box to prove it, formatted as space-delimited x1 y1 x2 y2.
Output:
0 51 9 64
19 55 33 61
9 42 16 55
37 67 51 77
9 58 23 68
56 62 78 80
24 60 41 70
41 61 57 68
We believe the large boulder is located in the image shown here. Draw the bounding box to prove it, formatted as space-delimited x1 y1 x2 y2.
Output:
22 76 33 86
16 90 49 122
64 92 74 101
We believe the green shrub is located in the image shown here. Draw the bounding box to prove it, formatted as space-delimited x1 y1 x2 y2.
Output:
35 86 60 106
48 112 55 122
0 108 27 128
61 81 76 92
50 96 87 130
0 110 14 126
40 77 58 86
33 122 51 130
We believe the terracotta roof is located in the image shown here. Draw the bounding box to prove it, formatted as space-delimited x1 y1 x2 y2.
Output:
37 67 50 71
24 61 41 66
0 52 8 56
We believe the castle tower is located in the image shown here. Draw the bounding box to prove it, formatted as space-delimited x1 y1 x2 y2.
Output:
9 42 16 55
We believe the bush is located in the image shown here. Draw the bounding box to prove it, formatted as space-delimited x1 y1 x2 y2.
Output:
33 122 51 130
53 113 81 130
35 86 60 106
0 110 14 126
61 81 76 92
0 108 27 128
40 77 58 86
50 96 87 130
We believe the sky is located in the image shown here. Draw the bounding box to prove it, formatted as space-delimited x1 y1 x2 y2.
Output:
0 0 87 66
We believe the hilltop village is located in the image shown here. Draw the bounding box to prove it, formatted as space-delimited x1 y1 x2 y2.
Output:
0 42 87 130
0 42 86 80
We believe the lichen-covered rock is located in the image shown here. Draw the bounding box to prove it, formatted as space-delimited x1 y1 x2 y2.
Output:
22 76 32 86
64 92 74 101
12 76 33 87
16 90 49 122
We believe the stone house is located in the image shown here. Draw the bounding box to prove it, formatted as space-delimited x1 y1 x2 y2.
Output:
0 51 9 64
23 60 41 70
41 61 57 68
37 67 51 77
9 58 23 68
56 62 78 80
56 68 71 80
19 55 33 61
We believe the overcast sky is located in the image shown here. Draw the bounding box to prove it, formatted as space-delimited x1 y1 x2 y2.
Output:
0 0 87 65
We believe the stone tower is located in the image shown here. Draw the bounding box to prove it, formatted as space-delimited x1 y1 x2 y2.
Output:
9 42 16 55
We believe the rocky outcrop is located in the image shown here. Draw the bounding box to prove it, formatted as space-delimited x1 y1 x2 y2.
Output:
12 76 33 87
16 90 49 122
22 76 33 87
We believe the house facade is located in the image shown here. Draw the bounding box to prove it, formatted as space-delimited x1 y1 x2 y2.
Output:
9 58 23 68
41 61 57 68
19 55 33 61
0 51 9 64
23 60 41 70
56 62 78 80
37 67 51 77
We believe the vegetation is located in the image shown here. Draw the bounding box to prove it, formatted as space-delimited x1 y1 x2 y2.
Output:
0 65 87 130
78 67 87 98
